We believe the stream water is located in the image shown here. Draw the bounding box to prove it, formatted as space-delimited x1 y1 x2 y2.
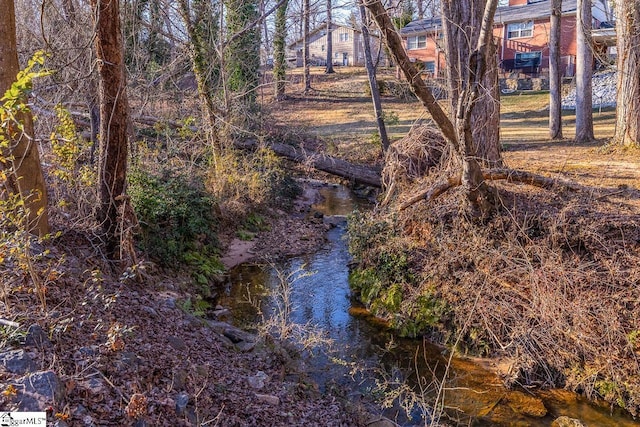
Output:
220 184 640 427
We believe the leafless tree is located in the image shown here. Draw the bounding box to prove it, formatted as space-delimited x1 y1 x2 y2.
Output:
0 0 50 236
613 0 640 146
359 2 389 151
90 0 132 258
325 0 335 73
549 0 563 139
575 0 595 142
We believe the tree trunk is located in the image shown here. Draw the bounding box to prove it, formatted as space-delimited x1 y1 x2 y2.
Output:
178 0 222 156
613 0 640 147
442 0 502 168
91 0 131 258
273 0 289 100
363 0 457 147
365 0 499 216
0 0 49 236
235 140 382 187
549 0 563 140
325 0 335 73
359 2 389 151
303 0 311 93
575 0 594 142
225 0 260 109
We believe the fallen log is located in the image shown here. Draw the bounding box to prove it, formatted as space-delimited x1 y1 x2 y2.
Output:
32 105 382 187
235 139 382 188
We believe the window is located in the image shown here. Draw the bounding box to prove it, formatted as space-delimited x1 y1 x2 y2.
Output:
507 21 533 39
339 33 349 42
424 61 435 74
514 51 542 68
321 45 325 51
407 35 427 50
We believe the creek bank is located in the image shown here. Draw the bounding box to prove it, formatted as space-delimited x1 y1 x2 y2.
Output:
220 179 353 269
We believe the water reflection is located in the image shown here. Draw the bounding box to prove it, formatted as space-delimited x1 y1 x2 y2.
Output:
221 185 640 427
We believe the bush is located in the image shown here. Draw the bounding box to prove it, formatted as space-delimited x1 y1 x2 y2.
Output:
128 168 220 264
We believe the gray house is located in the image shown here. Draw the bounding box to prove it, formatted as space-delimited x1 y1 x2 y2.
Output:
288 23 388 67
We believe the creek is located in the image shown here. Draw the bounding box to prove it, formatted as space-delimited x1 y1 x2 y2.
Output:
220 184 640 427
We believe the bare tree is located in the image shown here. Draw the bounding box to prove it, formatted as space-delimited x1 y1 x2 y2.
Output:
549 0 563 139
613 0 640 146
0 0 49 236
575 0 595 142
325 0 335 73
365 0 500 215
303 0 311 93
442 0 502 168
273 0 289 100
90 0 131 258
359 2 389 151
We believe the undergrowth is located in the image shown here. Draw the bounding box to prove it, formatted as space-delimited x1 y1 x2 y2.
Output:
347 182 640 415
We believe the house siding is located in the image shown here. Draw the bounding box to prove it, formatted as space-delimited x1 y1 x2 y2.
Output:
494 15 578 75
290 25 387 67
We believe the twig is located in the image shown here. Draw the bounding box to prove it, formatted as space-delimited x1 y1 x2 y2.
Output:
0 319 20 328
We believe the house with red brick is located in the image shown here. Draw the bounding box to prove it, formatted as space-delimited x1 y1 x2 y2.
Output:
400 0 612 78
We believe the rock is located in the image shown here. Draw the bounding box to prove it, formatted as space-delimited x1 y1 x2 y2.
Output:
78 377 107 396
323 215 347 227
0 349 37 374
551 416 585 427
141 306 159 318
247 371 269 389
235 341 256 352
505 390 547 417
562 70 617 109
24 324 52 348
167 336 187 351
255 393 280 405
207 321 257 344
172 369 188 390
213 308 231 318
15 370 64 411
175 392 189 416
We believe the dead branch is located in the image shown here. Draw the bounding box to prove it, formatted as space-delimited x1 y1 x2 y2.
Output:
399 175 462 210
399 168 585 210
484 168 583 191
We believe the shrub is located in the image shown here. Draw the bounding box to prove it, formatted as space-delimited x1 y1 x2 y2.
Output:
128 168 219 264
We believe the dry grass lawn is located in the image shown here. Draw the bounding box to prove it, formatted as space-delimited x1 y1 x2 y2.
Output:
262 67 638 191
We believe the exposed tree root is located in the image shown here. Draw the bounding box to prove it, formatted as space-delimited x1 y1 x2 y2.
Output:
399 168 587 211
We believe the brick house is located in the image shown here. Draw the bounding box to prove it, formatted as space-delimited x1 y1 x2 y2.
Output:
400 0 612 77
288 23 388 67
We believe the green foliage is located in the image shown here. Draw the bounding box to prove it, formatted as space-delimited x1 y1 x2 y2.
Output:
182 251 224 291
348 211 447 337
128 168 220 264
0 52 60 309
178 295 211 317
0 51 51 145
398 289 449 338
50 105 94 189
628 330 640 349
382 111 400 126
225 0 260 107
